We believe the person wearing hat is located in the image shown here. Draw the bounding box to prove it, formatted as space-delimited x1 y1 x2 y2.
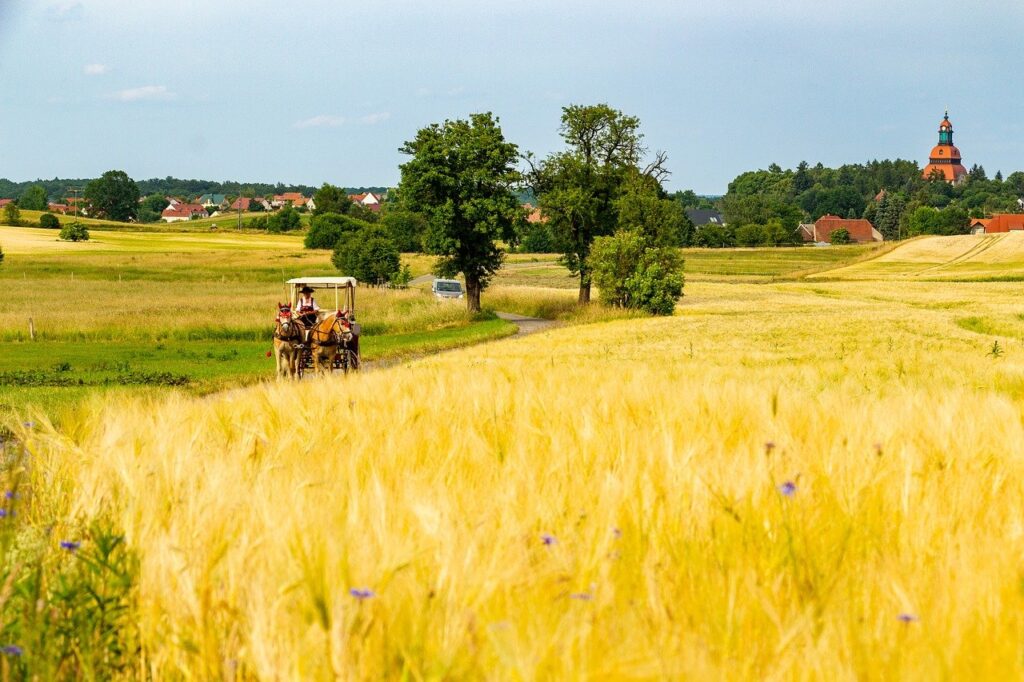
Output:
296 286 320 342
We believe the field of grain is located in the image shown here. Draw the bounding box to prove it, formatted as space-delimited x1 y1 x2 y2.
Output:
820 231 1024 281
0 226 513 418
16 234 1024 678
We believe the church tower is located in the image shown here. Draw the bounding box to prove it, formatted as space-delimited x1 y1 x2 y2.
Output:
922 112 967 183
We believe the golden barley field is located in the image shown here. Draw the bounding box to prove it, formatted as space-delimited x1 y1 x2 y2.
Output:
11 235 1024 679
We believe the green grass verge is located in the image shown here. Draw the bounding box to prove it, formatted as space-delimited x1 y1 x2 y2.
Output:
0 317 516 423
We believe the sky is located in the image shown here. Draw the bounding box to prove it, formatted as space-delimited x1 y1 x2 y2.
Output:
0 0 1022 194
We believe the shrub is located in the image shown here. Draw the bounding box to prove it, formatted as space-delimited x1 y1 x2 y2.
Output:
381 210 428 252
3 202 21 226
590 231 684 315
734 224 766 247
519 220 557 253
245 216 269 231
829 228 851 244
0 243 4 265
627 248 685 315
693 223 734 248
39 213 60 229
59 221 90 241
304 213 369 249
332 225 401 285
267 206 301 233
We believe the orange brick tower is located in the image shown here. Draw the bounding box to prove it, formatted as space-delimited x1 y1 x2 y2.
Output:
922 112 967 183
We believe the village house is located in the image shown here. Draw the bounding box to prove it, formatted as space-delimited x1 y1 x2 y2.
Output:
969 218 991 234
47 202 71 214
161 203 208 223
979 214 1024 234
229 197 272 212
349 192 384 212
685 209 726 228
271 192 309 209
800 215 883 243
0 199 12 209
522 203 544 223
196 194 229 210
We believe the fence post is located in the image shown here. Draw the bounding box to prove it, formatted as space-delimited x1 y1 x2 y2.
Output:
28 318 35 341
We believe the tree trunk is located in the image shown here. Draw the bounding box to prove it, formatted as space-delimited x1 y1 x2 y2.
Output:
465 274 482 313
578 273 591 304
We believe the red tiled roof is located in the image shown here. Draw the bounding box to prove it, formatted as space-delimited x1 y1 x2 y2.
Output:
161 203 207 219
273 193 306 203
0 199 12 207
230 197 252 211
984 214 1024 233
813 215 881 243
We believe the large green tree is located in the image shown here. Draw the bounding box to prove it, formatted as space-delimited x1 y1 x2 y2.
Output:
19 185 48 211
84 170 140 221
398 112 522 312
529 104 666 303
312 183 351 216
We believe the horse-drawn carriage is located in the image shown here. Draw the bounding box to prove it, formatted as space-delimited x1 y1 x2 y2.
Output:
273 277 361 379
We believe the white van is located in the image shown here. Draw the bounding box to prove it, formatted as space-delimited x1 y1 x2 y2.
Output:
431 278 463 299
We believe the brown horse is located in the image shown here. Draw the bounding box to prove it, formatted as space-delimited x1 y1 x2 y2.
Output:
308 310 359 375
273 304 302 379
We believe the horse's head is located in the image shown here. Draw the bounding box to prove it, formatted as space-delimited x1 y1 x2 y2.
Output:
276 304 296 335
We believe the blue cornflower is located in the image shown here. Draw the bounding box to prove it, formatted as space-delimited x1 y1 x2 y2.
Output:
349 588 375 600
1 645 22 656
0 510 7 518
541 533 557 546
59 541 81 552
4 491 14 500
778 481 797 497
897 613 919 623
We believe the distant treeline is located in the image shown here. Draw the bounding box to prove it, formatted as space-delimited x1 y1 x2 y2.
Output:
671 159 1024 247
0 177 390 201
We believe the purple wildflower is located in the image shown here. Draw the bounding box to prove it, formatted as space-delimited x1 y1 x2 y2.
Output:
59 541 80 552
349 588 375 600
4 491 14 500
22 422 34 429
897 613 919 623
0 645 22 656
778 481 797 497
0 510 7 518
541 533 557 546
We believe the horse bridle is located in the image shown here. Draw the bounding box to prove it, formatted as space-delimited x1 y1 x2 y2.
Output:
274 310 302 342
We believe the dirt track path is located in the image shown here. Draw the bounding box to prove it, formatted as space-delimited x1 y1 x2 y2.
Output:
495 311 559 337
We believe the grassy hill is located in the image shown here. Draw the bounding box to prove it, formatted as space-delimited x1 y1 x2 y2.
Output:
816 232 1024 281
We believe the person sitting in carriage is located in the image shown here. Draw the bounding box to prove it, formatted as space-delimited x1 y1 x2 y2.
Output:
296 285 320 343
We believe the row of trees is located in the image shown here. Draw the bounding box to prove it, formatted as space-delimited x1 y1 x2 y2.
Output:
706 160 1024 247
301 106 685 315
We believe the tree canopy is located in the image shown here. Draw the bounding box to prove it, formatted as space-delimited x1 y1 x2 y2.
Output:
19 185 47 211
398 112 522 312
529 103 667 303
84 170 140 221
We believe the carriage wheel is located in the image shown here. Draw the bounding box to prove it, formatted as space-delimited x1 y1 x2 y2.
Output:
346 349 360 373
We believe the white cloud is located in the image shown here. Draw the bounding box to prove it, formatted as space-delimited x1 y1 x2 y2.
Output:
359 112 391 125
83 63 109 76
294 115 345 129
112 85 175 102
45 2 84 22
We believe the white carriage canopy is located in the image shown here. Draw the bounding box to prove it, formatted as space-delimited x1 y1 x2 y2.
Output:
286 277 358 312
